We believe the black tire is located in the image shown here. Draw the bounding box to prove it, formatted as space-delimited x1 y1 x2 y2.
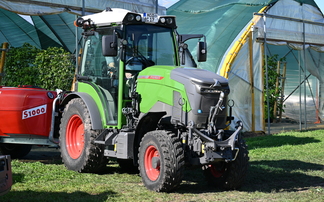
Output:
0 144 32 159
138 130 184 192
203 134 249 190
59 98 107 173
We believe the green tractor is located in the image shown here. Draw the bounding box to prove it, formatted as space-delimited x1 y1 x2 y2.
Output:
60 8 248 192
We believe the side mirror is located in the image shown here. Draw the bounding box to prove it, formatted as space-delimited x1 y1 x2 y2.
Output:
197 41 207 62
102 34 117 56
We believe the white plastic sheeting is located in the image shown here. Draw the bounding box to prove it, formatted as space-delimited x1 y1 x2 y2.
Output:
254 0 324 46
222 0 324 132
225 29 264 132
0 0 166 15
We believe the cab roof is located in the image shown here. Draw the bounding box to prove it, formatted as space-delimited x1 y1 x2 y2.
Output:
82 8 132 27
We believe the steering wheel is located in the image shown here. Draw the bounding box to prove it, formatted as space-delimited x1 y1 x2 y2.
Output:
125 56 137 65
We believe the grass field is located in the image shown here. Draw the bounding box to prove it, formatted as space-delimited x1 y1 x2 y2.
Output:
1 129 323 202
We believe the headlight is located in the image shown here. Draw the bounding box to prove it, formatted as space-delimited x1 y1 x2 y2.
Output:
127 14 134 21
160 17 166 23
166 18 173 24
200 88 222 93
135 15 142 21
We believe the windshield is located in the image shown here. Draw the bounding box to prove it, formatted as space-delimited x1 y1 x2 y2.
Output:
123 24 176 71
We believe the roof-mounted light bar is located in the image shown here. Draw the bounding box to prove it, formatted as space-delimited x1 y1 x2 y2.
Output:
122 12 177 29
75 9 177 30
123 13 142 24
74 17 96 29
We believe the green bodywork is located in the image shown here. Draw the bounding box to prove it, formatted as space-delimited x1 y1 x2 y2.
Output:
76 64 192 130
136 65 191 113
76 82 116 128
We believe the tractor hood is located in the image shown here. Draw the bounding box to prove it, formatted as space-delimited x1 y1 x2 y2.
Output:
170 67 229 128
171 67 229 90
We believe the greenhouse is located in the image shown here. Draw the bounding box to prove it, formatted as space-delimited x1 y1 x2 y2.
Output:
1 0 324 133
169 0 324 133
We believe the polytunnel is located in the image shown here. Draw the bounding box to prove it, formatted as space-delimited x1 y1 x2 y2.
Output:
0 0 166 53
168 0 324 133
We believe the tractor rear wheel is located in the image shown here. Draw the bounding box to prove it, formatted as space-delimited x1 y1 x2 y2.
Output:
0 144 32 159
203 134 249 190
138 130 184 192
59 98 107 173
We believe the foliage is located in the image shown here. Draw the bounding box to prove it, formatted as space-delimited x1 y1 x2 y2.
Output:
264 54 286 122
34 47 74 91
2 43 74 91
2 43 40 87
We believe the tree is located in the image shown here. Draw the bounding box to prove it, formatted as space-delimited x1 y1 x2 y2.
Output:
2 43 74 91
2 43 40 87
34 47 74 91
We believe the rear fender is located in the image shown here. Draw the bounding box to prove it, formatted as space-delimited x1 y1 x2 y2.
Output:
61 92 103 129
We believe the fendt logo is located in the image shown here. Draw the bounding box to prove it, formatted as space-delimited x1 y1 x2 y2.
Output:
22 104 47 119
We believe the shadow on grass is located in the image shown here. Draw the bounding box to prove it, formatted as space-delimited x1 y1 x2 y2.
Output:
174 167 223 194
19 146 62 165
13 138 323 194
94 160 139 175
174 159 324 194
246 135 320 150
243 160 324 192
1 190 116 202
7 172 117 202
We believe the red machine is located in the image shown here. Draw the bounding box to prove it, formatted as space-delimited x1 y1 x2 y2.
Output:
0 85 60 158
0 155 12 196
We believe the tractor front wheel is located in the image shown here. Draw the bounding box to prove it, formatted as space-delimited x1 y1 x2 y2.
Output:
138 130 184 192
59 98 107 173
203 134 249 190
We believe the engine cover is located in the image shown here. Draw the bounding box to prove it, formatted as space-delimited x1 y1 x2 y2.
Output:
171 67 230 129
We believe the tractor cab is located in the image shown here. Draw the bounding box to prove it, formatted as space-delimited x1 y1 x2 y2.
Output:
74 8 206 129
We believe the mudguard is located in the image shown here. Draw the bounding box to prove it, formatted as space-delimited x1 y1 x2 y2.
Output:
61 92 103 129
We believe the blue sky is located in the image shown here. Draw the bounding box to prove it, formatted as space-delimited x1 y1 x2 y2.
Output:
160 0 324 12
314 0 324 12
159 0 178 8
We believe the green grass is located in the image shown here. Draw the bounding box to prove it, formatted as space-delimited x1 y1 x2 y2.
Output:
1 130 324 202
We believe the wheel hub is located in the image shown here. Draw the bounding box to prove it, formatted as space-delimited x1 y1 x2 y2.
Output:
151 157 160 169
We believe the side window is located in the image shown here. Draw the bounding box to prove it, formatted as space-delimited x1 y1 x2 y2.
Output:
78 30 120 126
80 39 93 76
103 37 120 80
80 34 105 77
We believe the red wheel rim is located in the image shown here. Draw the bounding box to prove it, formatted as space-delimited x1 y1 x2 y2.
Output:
144 145 160 181
66 114 85 159
209 165 225 178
